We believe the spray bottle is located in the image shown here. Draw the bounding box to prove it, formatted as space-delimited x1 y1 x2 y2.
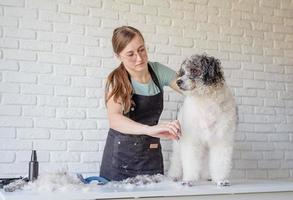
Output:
28 150 38 181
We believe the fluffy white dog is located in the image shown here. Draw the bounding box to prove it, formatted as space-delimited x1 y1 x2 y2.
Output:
168 54 237 187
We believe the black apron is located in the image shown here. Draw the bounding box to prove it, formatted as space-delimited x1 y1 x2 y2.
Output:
100 65 164 181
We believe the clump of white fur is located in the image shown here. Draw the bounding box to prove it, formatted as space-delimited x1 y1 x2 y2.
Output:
23 172 172 192
105 174 165 190
24 171 96 192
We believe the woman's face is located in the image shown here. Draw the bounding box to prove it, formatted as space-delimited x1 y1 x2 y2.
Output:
118 35 148 74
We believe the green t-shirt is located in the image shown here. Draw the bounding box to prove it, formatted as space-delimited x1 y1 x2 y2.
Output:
131 62 176 96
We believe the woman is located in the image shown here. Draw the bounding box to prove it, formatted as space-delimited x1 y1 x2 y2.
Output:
100 26 181 181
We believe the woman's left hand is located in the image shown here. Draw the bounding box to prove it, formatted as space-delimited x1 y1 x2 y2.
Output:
145 120 182 140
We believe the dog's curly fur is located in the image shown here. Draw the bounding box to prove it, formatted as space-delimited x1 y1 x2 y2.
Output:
168 54 237 187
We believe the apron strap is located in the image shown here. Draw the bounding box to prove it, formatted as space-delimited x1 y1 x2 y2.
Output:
147 64 163 93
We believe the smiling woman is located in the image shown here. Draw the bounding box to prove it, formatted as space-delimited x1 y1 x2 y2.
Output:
99 26 182 181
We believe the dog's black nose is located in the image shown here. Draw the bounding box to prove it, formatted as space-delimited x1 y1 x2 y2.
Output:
176 79 183 86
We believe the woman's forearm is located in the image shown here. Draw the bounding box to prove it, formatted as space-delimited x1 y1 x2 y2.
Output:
108 113 150 135
108 113 181 140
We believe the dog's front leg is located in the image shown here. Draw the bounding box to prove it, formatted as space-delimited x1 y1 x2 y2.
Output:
209 141 233 186
181 141 203 185
168 141 183 181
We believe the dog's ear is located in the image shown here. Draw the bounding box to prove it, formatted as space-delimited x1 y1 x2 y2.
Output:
202 56 224 86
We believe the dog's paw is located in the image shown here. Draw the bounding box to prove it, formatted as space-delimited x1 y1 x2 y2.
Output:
181 180 196 187
170 176 181 182
216 180 230 187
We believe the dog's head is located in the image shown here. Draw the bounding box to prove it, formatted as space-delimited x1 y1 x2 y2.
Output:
176 54 224 93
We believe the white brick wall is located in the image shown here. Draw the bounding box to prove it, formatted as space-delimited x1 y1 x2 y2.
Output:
0 0 293 180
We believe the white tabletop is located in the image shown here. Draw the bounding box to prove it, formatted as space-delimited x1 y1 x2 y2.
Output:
1 179 293 200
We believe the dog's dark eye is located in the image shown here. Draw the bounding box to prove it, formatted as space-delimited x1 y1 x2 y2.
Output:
190 68 200 76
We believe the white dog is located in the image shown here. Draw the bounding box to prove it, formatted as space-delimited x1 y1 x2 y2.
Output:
168 54 237 187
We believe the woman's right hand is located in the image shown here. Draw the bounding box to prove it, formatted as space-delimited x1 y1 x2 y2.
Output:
146 120 182 140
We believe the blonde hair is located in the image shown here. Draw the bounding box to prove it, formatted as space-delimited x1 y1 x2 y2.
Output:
105 26 145 113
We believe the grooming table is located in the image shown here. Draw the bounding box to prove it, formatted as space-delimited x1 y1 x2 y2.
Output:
1 180 293 200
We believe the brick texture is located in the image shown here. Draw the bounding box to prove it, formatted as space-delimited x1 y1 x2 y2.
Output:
0 0 293 180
